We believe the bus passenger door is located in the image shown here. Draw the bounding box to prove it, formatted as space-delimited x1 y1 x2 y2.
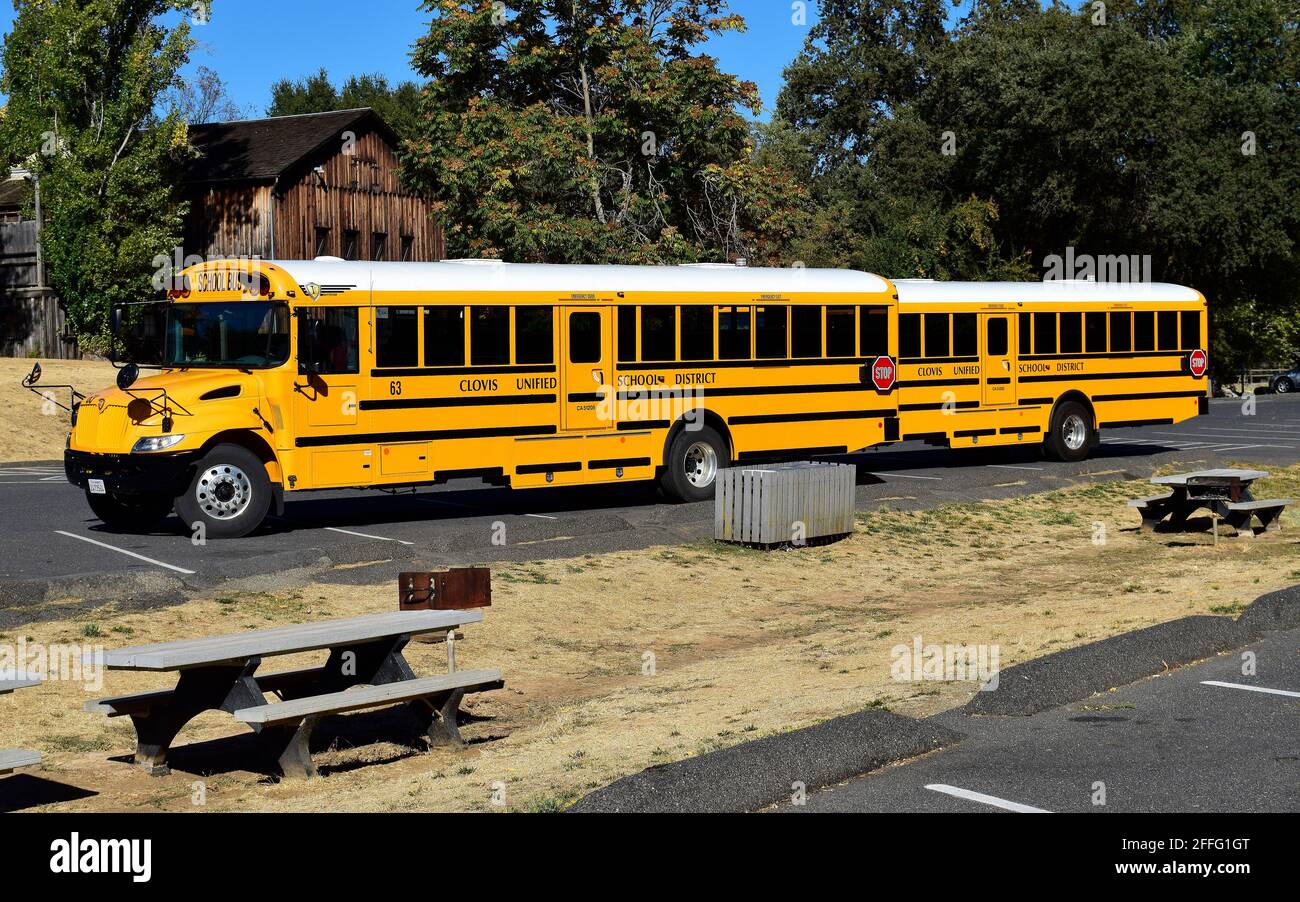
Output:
981 314 1015 407
293 306 370 486
560 306 615 432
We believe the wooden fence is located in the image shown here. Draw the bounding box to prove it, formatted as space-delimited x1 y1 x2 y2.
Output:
0 220 79 358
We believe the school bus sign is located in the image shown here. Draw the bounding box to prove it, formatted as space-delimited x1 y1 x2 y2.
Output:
871 355 897 392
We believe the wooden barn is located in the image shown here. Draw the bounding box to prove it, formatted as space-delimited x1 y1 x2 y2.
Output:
184 108 443 262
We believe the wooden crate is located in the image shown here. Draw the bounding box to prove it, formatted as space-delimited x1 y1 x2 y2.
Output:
715 462 857 547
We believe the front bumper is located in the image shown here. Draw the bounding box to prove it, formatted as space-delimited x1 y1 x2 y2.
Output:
64 448 200 497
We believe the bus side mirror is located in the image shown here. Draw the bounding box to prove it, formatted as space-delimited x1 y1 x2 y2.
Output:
23 362 41 387
110 306 123 336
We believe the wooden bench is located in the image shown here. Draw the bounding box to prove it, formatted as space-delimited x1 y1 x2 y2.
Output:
1 675 43 776
233 669 502 779
1225 499 1292 534
83 610 499 778
1127 493 1175 531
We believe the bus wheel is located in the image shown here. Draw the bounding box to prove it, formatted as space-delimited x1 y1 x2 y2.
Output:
1044 400 1094 463
173 444 271 539
661 425 730 503
85 490 173 532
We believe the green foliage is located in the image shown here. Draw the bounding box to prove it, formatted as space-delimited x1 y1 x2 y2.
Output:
0 0 195 342
267 69 425 139
401 0 807 264
774 0 1300 370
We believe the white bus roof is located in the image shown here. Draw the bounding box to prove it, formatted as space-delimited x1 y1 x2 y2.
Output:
893 280 1202 304
263 259 893 296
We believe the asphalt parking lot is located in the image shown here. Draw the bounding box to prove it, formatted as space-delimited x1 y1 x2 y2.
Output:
781 625 1300 813
0 395 1294 608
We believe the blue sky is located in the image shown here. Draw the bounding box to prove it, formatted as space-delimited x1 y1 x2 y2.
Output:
0 0 836 119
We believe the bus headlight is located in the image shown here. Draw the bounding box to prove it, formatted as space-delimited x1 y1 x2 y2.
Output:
132 434 186 453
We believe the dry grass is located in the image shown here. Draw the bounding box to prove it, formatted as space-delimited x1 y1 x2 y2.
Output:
4 465 1299 813
0 357 115 462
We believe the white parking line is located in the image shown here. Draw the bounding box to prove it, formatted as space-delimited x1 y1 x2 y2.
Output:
925 784 1051 813
324 526 415 546
870 472 943 481
524 513 558 520
1200 680 1300 699
53 530 195 575
987 464 1045 472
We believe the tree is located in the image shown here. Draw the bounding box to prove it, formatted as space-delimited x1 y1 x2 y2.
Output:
164 65 249 124
0 0 196 346
268 69 424 138
400 0 808 264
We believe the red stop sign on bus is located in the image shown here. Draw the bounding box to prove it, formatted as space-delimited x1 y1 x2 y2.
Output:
1189 348 1208 377
871 355 897 391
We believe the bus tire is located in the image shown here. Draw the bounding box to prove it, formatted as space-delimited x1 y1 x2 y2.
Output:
660 425 730 503
85 490 173 532
1044 400 1094 463
173 444 271 539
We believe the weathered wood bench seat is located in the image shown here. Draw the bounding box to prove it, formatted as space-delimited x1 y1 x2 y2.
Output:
0 748 42 776
1127 493 1175 530
84 665 331 717
1225 498 1291 533
232 669 503 778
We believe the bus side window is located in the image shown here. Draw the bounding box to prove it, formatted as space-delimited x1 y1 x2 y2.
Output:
516 307 554 364
1110 312 1132 352
641 305 676 361
680 305 713 361
1133 311 1155 351
617 306 637 362
719 306 751 360
827 306 855 357
425 306 465 366
1180 311 1201 350
756 306 788 359
899 313 921 359
375 306 418 368
953 313 977 357
1059 312 1082 354
471 306 510 366
859 306 888 357
1085 312 1107 353
1018 312 1032 355
1157 311 1179 351
1033 312 1057 355
924 313 950 358
987 317 1008 356
299 307 359 375
791 306 821 358
569 311 601 363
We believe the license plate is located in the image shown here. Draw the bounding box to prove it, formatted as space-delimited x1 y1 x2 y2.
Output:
88 479 106 495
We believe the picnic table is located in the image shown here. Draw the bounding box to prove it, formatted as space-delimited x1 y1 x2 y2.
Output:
1 674 44 776
1128 468 1291 536
83 610 502 779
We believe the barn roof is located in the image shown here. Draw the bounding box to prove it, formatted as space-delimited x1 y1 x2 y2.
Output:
184 108 398 185
0 177 28 209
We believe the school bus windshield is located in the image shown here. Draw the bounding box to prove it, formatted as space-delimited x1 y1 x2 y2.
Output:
161 302 290 369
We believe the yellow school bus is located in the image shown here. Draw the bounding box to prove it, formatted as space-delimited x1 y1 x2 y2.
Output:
62 259 900 537
891 280 1209 459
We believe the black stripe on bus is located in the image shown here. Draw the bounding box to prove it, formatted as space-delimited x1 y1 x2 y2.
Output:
986 377 1011 385
295 424 557 448
895 378 981 388
616 357 870 372
566 392 606 403
615 383 871 401
371 364 557 377
360 394 555 411
899 401 981 411
737 446 849 460
999 425 1042 435
1017 369 1188 383
1019 397 1053 406
516 461 582 475
954 429 997 438
1100 418 1175 429
588 457 653 470
1092 389 1205 402
618 420 671 431
1018 350 1192 362
899 356 980 365
728 409 893 426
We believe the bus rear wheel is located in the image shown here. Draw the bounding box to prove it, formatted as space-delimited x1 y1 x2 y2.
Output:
173 444 271 539
1044 400 1095 463
660 425 729 503
85 490 173 532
